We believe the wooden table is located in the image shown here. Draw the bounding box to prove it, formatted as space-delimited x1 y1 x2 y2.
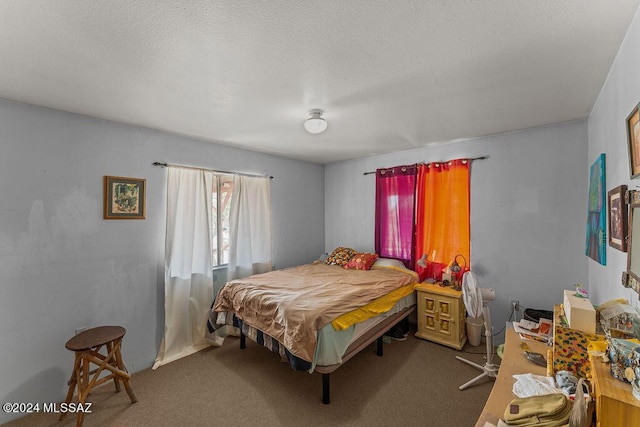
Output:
475 326 550 426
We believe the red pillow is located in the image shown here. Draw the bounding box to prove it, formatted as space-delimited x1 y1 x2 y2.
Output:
344 252 378 270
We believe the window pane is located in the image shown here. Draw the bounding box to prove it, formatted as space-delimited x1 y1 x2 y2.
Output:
220 178 233 265
212 175 234 266
212 177 220 266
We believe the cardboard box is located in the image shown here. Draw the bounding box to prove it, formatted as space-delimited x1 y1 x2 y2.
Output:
563 290 596 334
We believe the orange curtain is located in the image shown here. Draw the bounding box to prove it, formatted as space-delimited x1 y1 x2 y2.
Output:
415 159 470 281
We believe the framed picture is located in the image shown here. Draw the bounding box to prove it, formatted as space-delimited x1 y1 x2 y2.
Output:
585 154 606 265
608 185 628 252
627 190 640 294
627 103 640 179
103 176 146 219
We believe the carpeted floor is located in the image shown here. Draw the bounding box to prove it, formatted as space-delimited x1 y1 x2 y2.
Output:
4 331 495 427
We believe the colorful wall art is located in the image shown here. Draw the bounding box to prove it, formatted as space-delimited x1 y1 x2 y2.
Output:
586 153 606 265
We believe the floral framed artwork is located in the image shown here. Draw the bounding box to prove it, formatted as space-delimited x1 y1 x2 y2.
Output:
103 176 146 219
627 103 640 179
608 185 628 252
585 154 606 265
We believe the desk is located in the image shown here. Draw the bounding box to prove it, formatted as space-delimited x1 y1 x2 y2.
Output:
475 326 550 426
589 353 640 427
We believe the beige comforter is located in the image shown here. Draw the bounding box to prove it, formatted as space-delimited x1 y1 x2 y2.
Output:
212 262 417 363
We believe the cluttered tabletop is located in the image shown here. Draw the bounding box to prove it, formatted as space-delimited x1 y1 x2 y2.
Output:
476 297 640 427
475 325 551 427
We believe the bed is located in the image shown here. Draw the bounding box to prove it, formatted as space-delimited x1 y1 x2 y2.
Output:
209 256 419 404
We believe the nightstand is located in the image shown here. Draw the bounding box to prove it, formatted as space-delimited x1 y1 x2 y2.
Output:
415 282 467 350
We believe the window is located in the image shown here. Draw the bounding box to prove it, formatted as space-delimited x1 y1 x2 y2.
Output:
212 174 234 267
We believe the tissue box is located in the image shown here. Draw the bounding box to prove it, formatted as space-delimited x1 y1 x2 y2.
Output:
563 290 596 334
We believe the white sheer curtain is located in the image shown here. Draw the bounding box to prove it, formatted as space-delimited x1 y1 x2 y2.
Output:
153 167 215 369
227 175 272 280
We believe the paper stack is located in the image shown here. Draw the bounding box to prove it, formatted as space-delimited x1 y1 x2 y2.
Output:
513 318 553 345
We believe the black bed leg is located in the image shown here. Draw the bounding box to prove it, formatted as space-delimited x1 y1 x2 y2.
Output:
376 336 384 356
322 373 330 405
240 331 246 349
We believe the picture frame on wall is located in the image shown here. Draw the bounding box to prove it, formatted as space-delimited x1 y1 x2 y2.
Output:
608 185 628 252
626 190 640 295
627 103 640 179
103 176 146 219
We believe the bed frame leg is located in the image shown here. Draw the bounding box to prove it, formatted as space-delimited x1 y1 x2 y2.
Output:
240 331 246 349
322 373 330 404
376 336 383 356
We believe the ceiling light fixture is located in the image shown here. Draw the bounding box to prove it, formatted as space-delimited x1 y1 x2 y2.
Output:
304 109 328 134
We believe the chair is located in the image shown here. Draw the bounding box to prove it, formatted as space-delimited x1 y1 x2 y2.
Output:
61 326 138 426
456 272 499 390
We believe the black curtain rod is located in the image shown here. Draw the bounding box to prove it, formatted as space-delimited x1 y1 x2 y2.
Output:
362 156 488 175
152 162 274 179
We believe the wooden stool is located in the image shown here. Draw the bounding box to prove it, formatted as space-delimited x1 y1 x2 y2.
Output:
61 326 138 426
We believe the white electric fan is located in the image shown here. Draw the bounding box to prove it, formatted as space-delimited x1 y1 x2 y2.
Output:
456 271 499 390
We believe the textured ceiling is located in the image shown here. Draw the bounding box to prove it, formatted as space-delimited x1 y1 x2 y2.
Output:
1 1 639 164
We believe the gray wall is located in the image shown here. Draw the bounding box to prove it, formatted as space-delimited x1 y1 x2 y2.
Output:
325 120 589 338
0 100 325 423
588 5 640 308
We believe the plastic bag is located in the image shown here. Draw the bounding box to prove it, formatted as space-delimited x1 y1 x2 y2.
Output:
569 378 591 427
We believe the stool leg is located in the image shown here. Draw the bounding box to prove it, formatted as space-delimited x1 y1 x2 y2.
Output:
113 341 138 403
76 410 84 427
79 348 93 401
106 341 121 393
72 352 91 427
60 353 81 421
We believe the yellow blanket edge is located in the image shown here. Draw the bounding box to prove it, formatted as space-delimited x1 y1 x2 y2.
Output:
331 283 417 331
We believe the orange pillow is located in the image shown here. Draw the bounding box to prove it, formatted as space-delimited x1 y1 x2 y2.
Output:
344 252 378 270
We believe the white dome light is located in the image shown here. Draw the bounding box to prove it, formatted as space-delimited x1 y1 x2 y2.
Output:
304 109 328 134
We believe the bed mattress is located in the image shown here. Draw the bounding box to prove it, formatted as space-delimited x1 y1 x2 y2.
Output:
237 291 416 372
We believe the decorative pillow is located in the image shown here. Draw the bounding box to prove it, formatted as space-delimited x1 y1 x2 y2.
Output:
371 257 407 269
344 252 378 270
325 247 357 266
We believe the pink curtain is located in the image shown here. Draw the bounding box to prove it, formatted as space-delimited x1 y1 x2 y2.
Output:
375 164 418 269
